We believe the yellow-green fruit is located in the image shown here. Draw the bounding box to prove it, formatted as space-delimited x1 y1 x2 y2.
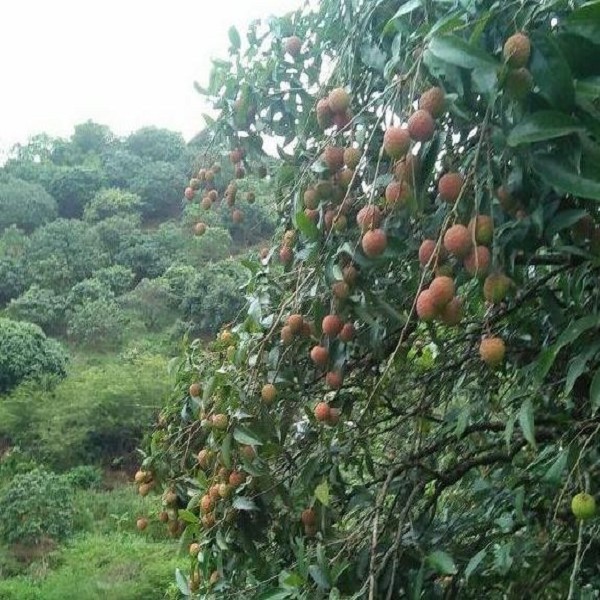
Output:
483 273 512 304
218 483 233 498
505 68 533 100
344 147 361 169
571 492 596 520
469 215 494 246
479 337 506 367
503 32 531 68
212 414 229 430
261 383 277 405
189 542 201 557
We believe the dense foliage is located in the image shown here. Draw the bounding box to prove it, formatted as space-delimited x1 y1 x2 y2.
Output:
138 1 600 598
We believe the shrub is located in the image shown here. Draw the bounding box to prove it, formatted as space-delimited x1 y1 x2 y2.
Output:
129 161 186 219
92 265 136 296
7 286 66 335
119 278 177 331
0 176 57 233
62 465 103 490
0 469 73 545
83 188 143 223
0 319 67 394
66 298 128 349
48 166 106 218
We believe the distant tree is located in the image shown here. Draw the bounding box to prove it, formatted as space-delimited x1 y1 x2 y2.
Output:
83 188 143 222
101 148 144 188
66 297 128 349
0 318 67 394
0 227 29 305
71 120 114 156
92 265 136 296
0 176 57 232
92 215 142 263
49 166 106 218
125 126 186 163
65 278 113 309
120 278 177 331
129 161 186 219
7 286 66 335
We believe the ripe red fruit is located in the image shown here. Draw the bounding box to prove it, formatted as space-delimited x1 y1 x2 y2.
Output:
200 494 214 513
416 290 437 322
194 222 207 236
356 205 382 232
316 98 333 129
240 445 256 461
279 246 293 265
324 209 336 231
344 147 361 169
337 168 354 190
261 383 277 405
328 88 350 113
326 371 343 390
407 109 435 142
394 153 420 183
439 297 463 326
280 325 294 345
158 511 169 523
285 35 302 57
496 185 516 212
503 32 531 68
184 187 195 201
322 146 345 172
343 265 358 286
464 245 491 277
362 229 388 258
310 345 329 367
468 215 494 245
322 315 343 337
208 484 220 501
428 276 455 308
229 149 242 164
443 224 472 258
229 470 247 487
328 407 341 425
287 314 304 334
438 173 464 204
333 110 352 129
418 86 445 118
419 239 446 268
197 449 212 469
208 189 218 202
339 322 355 342
314 402 331 422
483 273 512 303
479 337 506 367
383 127 410 159
189 383 202 398
385 180 410 207
301 508 316 526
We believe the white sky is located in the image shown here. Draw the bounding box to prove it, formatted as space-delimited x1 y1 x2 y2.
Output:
0 0 301 154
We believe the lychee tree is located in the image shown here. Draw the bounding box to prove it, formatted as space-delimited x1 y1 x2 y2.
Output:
139 0 600 597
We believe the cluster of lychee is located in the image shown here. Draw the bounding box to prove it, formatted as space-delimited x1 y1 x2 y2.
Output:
316 87 353 130
134 468 156 497
502 32 532 100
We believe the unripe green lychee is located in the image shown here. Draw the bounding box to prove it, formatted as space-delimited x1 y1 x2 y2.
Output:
571 492 596 520
483 273 512 303
344 147 361 169
468 215 494 245
505 67 533 100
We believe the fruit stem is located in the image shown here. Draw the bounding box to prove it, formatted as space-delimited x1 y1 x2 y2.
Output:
567 518 584 600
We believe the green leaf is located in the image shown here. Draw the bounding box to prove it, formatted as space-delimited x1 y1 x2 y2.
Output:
233 426 264 446
546 209 589 238
428 34 498 70
565 3 600 44
308 565 331 589
543 450 567 484
228 26 241 50
221 433 233 468
465 549 486 581
178 510 199 524
565 355 589 395
294 210 319 241
530 32 574 111
507 111 584 146
518 399 536 449
175 568 190 596
531 155 600 201
427 550 458 575
591 369 600 414
315 480 330 506
232 496 258 511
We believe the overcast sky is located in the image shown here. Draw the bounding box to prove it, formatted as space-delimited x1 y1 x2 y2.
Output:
0 0 301 154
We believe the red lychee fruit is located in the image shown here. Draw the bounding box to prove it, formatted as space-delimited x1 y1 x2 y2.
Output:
229 149 243 164
468 215 494 245
322 314 343 337
201 196 212 210
332 280 350 299
416 290 437 321
496 185 517 213
285 35 302 57
428 276 455 308
464 245 491 277
383 127 410 159
344 147 361 169
316 98 333 129
200 494 214 513
287 314 304 335
439 297 463 326
194 222 207 236
304 188 319 209
136 517 149 531
483 273 512 303
229 470 247 487
280 325 294 345
443 224 472 258
324 209 336 231
328 88 350 113
343 264 358 286
503 32 531 68
356 205 382 232
407 109 435 142
339 322 355 342
279 246 293 264
310 345 329 367
197 449 212 469
184 187 195 201
314 402 331 422
322 146 345 172
261 383 277 405
333 110 352 129
189 383 202 398
328 407 341 425
362 229 387 258
438 173 464 204
305 208 319 223
232 209 244 224
418 86 445 118
325 371 343 390
479 336 506 367
394 153 420 184
301 508 316 526
385 180 410 207
418 239 446 268
337 168 354 189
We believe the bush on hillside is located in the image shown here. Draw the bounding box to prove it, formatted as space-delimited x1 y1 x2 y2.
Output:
66 298 129 349
7 286 66 335
0 176 58 233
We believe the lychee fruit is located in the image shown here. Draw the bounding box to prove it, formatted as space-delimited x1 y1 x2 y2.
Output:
285 35 302 57
344 147 361 169
383 127 410 159
419 239 446 268
189 542 200 556
197 449 212 469
305 208 319 223
428 276 455 308
200 494 214 513
496 185 516 213
136 517 149 531
218 483 233 498
407 109 435 142
328 88 350 113
301 508 316 526
328 408 341 425
212 414 229 430
310 345 329 367
322 146 345 172
326 371 343 390
439 297 463 326
356 205 382 232
287 314 304 334
201 196 212 210
571 492 597 520
505 67 533 99
324 209 336 231
229 470 247 487
261 383 277 405
362 229 387 258
189 383 202 398
418 86 445 118
416 290 437 322
503 32 531 68
314 402 331 422
322 314 343 337
339 322 355 342
316 98 333 129
333 110 352 129
184 187 195 201
443 224 472 258
385 180 410 207
279 246 293 264
469 215 494 245
194 222 207 236
483 273 512 303
332 280 350 299
280 325 294 345
343 264 358 286
464 245 491 277
479 336 506 367
438 172 464 204
394 153 420 184
232 209 244 224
